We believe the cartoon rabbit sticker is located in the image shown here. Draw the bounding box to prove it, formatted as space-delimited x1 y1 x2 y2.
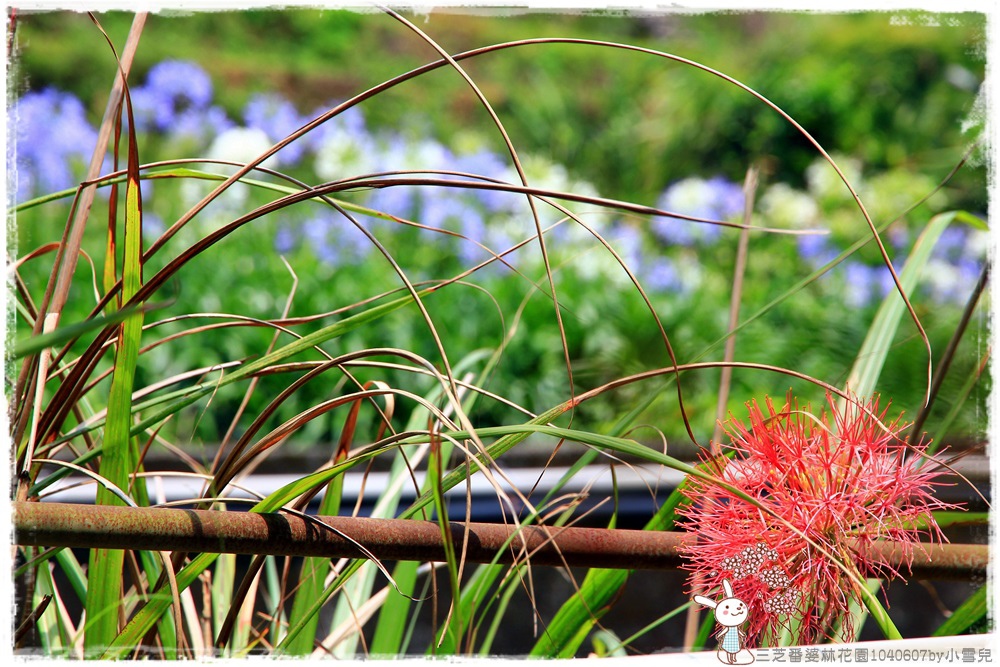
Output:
694 579 755 665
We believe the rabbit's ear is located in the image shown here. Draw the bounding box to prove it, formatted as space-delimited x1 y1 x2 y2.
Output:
722 579 734 598
694 595 717 609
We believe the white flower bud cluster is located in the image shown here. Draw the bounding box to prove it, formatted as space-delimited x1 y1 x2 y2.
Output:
763 588 801 616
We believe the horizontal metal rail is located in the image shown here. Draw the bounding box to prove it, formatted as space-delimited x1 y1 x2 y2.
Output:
13 502 987 579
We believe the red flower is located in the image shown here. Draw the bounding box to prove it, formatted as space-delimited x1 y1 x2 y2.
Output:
679 392 955 645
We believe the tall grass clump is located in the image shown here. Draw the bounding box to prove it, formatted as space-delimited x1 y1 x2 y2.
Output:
9 9 988 659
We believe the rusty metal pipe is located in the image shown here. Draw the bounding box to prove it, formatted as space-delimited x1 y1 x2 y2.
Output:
13 502 987 579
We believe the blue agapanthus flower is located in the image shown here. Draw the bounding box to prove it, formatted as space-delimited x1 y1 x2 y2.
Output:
419 188 481 232
305 102 368 156
456 214 490 265
171 105 234 142
796 233 838 267
295 214 373 265
368 185 417 220
451 149 517 214
842 262 897 308
652 176 744 246
607 223 645 272
604 222 689 294
931 226 968 263
244 93 309 166
10 87 98 200
645 258 685 292
131 60 214 133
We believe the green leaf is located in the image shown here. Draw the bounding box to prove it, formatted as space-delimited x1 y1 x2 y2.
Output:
34 558 72 654
84 82 146 657
858 579 902 640
932 585 987 636
596 601 692 652
283 475 345 655
590 629 628 658
211 552 236 648
12 303 155 359
103 552 220 659
841 210 972 642
369 561 421 655
473 563 520 655
428 436 463 654
273 407 577 655
55 548 88 606
103 410 738 658
846 211 958 400
336 353 488 657
530 471 691 657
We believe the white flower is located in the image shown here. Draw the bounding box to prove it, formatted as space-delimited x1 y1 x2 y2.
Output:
759 183 819 229
924 258 962 301
805 155 862 202
313 131 378 181
178 127 276 218
502 154 609 232
964 228 992 261
207 126 278 169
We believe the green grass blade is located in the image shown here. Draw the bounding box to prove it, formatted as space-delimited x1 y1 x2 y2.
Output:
12 304 153 359
525 543 652 657
275 557 368 652
426 396 700 657
256 403 572 527
54 548 88 608
284 439 432 655
858 580 902 640
369 561 421 655
928 353 988 457
530 472 691 657
211 552 236 650
440 515 555 654
330 374 459 657
932 585 988 637
102 552 220 659
133 550 178 659
128 291 426 441
839 211 971 642
103 411 715 657
364 352 491 656
433 393 696 656
590 629 628 657
846 211 958 399
908 511 988 530
596 602 693 651
338 473 416 656
693 611 715 650
283 475 345 655
263 556 285 646
278 405 570 654
428 436 462 654
84 83 146 657
485 391 659 656
42 291 429 460
474 564 519 655
34 561 72 655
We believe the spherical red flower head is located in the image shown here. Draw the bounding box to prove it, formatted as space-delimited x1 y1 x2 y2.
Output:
679 391 956 645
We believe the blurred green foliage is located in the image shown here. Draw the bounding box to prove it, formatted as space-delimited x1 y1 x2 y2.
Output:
13 162 988 453
13 9 986 207
10 9 988 452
